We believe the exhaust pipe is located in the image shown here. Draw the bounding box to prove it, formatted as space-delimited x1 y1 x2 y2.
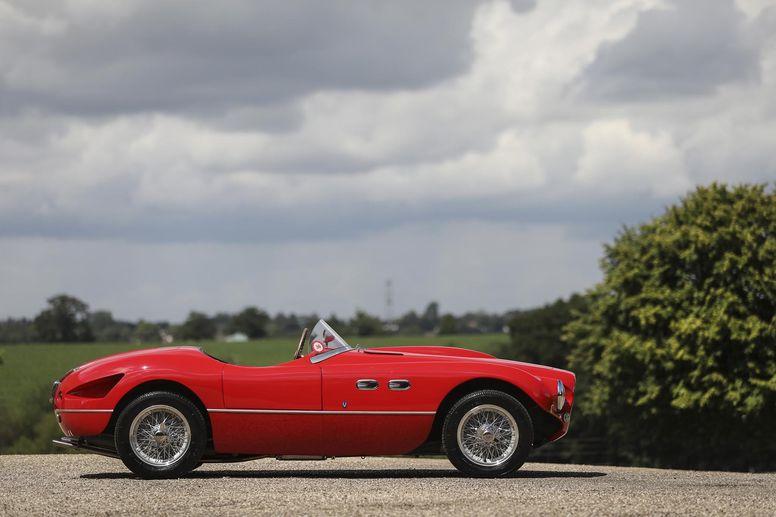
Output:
52 437 120 459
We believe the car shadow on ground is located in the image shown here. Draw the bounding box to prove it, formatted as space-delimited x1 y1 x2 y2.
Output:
82 468 607 480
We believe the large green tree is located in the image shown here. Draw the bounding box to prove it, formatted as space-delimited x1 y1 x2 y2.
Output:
89 310 133 342
350 310 383 336
33 294 94 342
420 302 440 332
133 320 164 343
438 314 459 335
566 183 776 471
178 311 216 341
229 306 270 339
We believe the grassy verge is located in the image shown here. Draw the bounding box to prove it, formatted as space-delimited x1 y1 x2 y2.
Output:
0 333 508 454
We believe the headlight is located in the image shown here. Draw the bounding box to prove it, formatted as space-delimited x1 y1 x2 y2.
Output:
556 380 565 411
49 380 60 406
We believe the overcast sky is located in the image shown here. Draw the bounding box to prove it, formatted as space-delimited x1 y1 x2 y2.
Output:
1 0 775 322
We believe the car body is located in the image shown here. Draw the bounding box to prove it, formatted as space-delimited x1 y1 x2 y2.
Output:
52 320 575 478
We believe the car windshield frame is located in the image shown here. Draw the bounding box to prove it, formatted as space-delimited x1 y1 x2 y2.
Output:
308 319 353 364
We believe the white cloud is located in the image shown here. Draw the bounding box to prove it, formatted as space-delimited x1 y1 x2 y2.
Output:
735 0 776 19
0 0 665 220
575 119 692 197
334 130 545 204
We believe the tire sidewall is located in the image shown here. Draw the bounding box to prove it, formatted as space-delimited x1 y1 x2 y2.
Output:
114 391 206 479
442 390 533 477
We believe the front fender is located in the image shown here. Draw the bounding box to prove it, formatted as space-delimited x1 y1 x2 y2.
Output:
52 347 224 437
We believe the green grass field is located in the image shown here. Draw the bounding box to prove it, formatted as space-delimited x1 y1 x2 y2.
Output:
0 333 508 454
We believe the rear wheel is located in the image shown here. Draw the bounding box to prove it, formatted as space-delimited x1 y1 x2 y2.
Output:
442 390 533 477
114 391 206 479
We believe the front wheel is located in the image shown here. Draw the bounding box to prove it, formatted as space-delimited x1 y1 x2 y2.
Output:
442 390 533 477
114 391 206 479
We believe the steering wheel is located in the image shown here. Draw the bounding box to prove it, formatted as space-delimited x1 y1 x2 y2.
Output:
293 327 310 359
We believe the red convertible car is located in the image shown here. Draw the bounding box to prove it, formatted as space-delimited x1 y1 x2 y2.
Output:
52 320 575 478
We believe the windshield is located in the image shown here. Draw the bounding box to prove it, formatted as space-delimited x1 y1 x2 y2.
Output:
308 319 351 360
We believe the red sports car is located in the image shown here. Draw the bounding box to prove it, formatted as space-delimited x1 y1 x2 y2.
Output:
51 320 575 478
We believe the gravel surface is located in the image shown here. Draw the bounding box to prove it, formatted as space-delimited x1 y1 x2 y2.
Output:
1 454 774 516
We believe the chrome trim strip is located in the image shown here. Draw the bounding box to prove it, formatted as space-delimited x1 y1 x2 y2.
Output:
207 408 435 415
55 409 113 414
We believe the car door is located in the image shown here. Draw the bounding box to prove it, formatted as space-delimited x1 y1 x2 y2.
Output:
318 350 437 456
210 358 323 455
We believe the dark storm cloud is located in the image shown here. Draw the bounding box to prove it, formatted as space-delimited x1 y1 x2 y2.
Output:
580 0 760 100
0 0 483 117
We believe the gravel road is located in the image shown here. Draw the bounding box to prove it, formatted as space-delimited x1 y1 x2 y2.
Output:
1 454 773 516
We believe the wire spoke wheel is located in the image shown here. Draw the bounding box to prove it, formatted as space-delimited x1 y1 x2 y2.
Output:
456 404 518 467
129 404 191 467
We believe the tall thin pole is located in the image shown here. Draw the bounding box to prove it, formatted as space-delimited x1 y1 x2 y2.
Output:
385 278 393 323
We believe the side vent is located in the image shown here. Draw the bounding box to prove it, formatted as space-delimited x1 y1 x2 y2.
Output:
68 374 124 398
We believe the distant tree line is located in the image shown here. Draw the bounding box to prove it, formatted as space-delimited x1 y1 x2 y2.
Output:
0 297 510 344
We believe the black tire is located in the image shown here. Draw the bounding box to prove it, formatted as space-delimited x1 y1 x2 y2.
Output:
442 389 533 477
114 391 206 479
